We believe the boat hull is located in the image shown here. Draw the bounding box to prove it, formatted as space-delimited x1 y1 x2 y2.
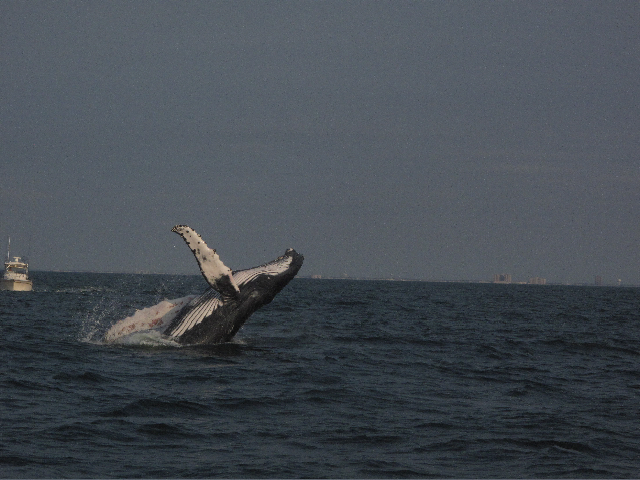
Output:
0 279 33 291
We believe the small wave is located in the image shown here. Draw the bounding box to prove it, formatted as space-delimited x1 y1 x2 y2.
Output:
322 434 403 445
137 422 204 439
360 460 429 478
52 371 110 383
102 398 210 418
0 455 32 467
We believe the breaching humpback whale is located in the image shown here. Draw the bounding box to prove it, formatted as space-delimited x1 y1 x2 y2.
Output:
104 225 303 345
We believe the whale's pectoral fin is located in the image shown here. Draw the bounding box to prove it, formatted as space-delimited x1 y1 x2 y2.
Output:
172 225 241 299
211 269 240 299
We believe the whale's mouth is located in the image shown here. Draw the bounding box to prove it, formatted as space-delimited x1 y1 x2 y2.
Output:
232 249 303 288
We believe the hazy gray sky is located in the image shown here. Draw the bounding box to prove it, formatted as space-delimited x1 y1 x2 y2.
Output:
1 1 639 284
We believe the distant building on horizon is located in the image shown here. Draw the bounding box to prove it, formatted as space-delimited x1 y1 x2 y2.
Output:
493 274 512 284
528 277 546 285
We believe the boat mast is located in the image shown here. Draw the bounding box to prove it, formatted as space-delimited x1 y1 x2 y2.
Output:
6 237 9 262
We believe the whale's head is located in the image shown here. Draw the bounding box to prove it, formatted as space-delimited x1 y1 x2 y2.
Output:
232 248 304 307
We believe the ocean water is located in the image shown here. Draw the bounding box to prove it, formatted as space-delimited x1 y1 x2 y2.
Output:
1 272 640 478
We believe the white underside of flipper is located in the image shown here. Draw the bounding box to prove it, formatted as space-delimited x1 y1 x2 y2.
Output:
172 225 240 298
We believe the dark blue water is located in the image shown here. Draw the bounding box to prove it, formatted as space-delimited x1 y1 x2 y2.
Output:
1 273 639 478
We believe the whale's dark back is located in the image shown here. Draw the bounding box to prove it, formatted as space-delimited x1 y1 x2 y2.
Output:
163 249 303 344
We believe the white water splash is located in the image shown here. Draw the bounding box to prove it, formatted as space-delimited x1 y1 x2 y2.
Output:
103 295 196 344
109 329 183 347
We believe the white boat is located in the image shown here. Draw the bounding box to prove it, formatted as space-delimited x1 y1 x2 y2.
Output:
1 238 33 291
